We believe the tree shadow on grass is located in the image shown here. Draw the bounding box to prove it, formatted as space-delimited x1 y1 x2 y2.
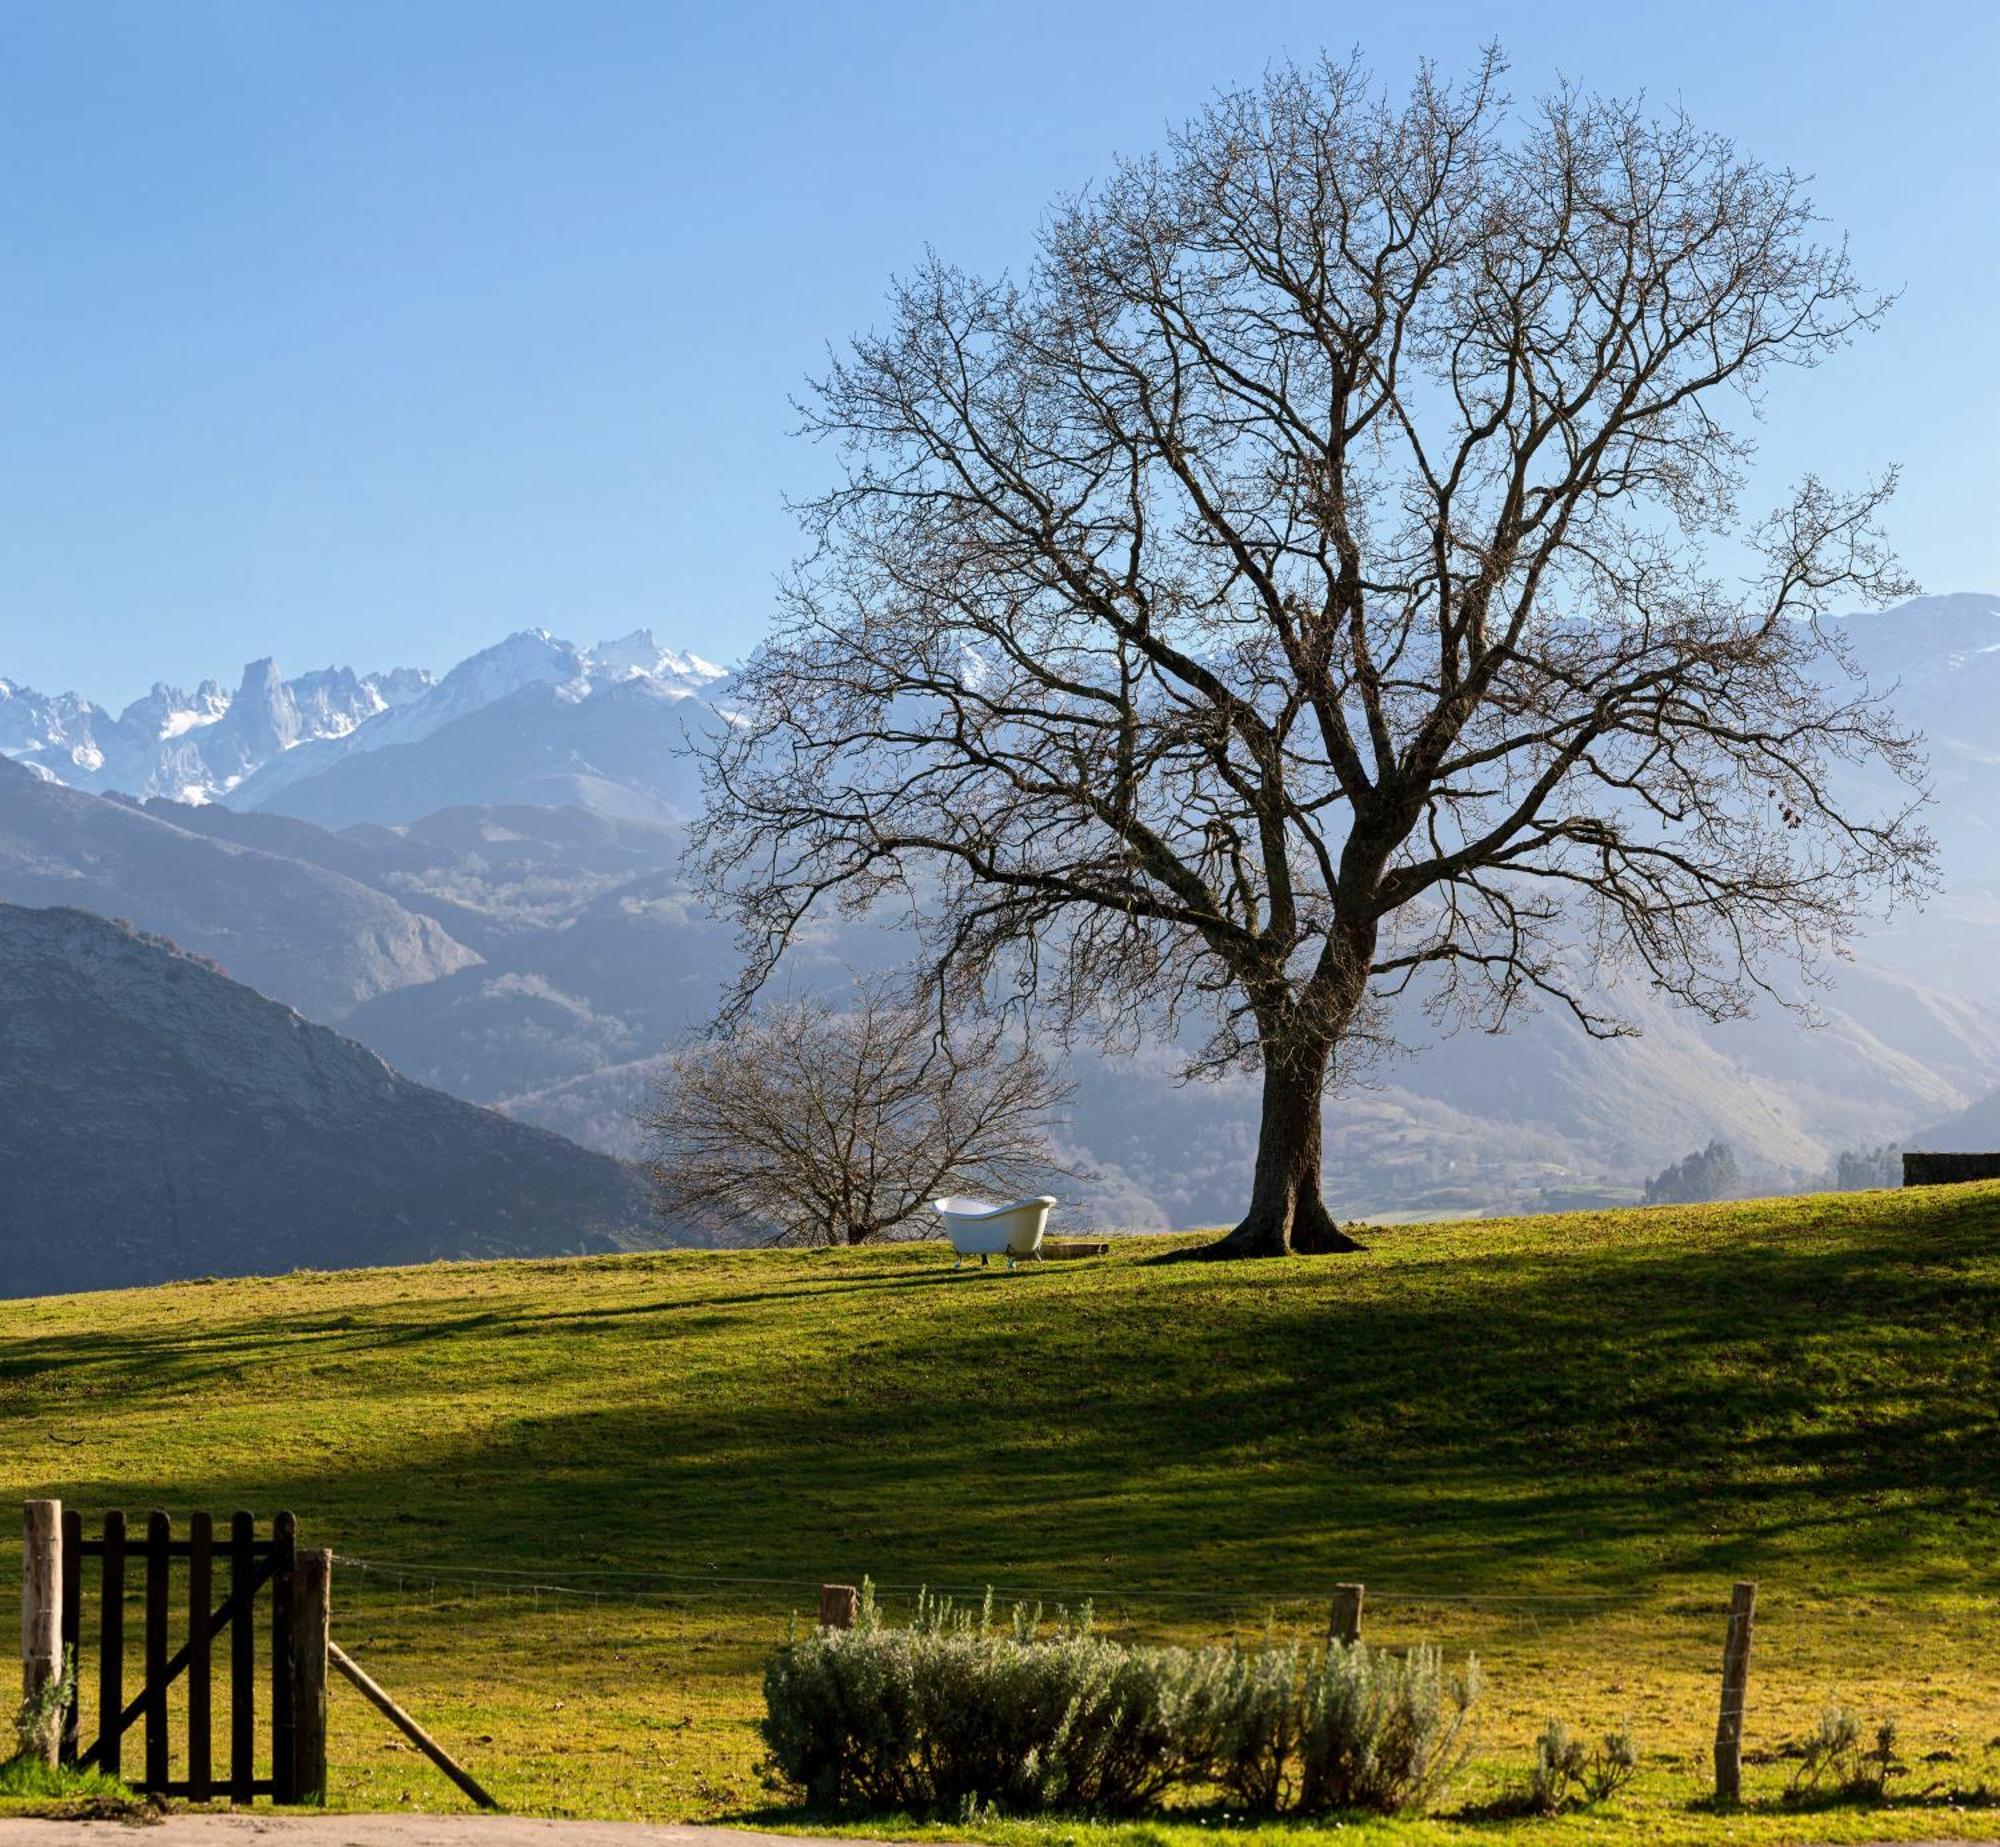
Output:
4 1188 1998 1610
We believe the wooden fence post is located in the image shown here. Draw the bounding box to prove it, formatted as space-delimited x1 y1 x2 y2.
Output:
1328 1583 1365 1648
1713 1580 1757 1803
20 1500 62 1767
290 1549 332 1805
819 1583 859 1630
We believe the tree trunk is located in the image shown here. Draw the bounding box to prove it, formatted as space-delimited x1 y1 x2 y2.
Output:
1198 1039 1364 1258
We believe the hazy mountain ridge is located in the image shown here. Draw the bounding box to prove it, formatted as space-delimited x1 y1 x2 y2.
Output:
0 902 662 1299
0 754 480 1021
9 595 2000 1233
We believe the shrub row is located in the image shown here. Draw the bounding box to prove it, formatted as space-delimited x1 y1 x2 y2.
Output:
761 1587 1480 1817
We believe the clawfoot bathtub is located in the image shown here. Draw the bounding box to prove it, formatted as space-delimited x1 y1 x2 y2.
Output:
933 1195 1057 1268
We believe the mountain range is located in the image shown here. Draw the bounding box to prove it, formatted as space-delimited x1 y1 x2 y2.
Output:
6 592 2000 1262
0 903 657 1298
0 628 724 816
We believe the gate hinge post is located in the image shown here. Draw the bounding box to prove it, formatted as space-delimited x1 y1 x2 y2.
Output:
20 1500 63 1768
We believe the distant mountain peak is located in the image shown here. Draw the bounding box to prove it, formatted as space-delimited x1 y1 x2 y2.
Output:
0 645 440 804
590 628 727 687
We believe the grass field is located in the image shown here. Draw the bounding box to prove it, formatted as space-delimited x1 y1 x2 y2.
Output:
5 1184 2000 1841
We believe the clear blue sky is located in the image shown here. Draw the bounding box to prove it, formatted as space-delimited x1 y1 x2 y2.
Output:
3 0 1996 708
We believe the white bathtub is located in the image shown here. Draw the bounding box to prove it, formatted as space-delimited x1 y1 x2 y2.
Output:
933 1195 1057 1266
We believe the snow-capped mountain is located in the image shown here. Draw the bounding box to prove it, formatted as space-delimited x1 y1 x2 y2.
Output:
0 656 432 803
0 629 726 818
223 629 727 820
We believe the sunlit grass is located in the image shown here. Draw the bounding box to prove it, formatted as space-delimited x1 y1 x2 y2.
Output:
2 1183 1998 1837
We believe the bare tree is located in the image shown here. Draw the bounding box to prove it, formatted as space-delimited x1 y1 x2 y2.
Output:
693 50 1932 1258
645 976 1069 1246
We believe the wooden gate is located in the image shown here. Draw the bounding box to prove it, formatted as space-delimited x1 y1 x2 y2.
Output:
29 1503 327 1804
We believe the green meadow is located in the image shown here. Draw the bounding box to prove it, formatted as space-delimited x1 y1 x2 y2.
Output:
5 1183 2000 1842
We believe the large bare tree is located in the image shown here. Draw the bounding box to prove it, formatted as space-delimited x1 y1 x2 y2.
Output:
693 52 1932 1258
646 976 1067 1247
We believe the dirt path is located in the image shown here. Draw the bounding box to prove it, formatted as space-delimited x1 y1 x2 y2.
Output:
0 1821 1973 1847
0 1820 934 1847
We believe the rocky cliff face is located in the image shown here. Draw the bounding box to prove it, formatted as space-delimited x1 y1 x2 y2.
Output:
0 658 430 802
0 904 659 1298
0 754 479 1020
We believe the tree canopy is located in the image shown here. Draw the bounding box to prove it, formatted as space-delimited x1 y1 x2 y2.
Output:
694 50 1932 1256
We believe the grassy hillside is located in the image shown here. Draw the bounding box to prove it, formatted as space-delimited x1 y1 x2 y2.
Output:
5 1185 2000 1841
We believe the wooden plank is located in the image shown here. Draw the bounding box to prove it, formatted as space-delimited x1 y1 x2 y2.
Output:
152 1780 276 1798
1041 1240 1111 1259
289 1550 331 1806
270 1510 297 1802
59 1507 81 1765
20 1500 63 1767
98 1511 125 1779
328 1642 498 1810
188 1512 213 1801
75 1539 278 1560
1713 1580 1757 1803
231 1511 255 1803
1328 1582 1365 1647
145 1510 170 1790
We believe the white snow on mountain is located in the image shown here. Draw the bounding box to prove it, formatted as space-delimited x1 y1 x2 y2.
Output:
216 629 730 818
0 628 728 812
0 656 434 803
591 629 725 686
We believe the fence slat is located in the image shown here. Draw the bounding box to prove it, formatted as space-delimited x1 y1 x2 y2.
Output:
231 1511 255 1803
145 1511 170 1790
328 1642 497 1810
188 1512 213 1800
270 1511 297 1803
59 1507 81 1765
98 1512 125 1779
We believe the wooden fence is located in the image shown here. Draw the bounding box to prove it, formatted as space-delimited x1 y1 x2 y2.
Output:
20 1499 494 1810
21 1500 327 1803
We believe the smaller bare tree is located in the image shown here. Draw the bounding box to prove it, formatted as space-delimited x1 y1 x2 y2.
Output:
645 976 1070 1246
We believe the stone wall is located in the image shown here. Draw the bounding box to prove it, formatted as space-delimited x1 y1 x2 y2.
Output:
1902 1152 2000 1187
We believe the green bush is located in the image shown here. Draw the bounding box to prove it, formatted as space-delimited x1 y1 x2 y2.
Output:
1522 1717 1639 1814
761 1587 1480 1818
762 1587 1224 1813
1784 1705 1904 1804
1205 1639 1300 1810
1297 1639 1482 1814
